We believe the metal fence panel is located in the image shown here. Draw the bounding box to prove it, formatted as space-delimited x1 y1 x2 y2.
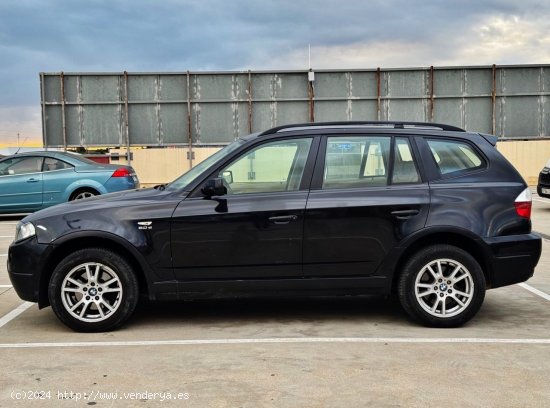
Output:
40 65 550 148
192 102 249 144
388 100 427 122
434 69 462 96
315 101 350 121
65 105 81 146
81 75 121 103
502 97 540 138
275 101 309 126
160 104 188 145
434 99 462 129
44 105 63 145
83 105 123 146
386 70 427 98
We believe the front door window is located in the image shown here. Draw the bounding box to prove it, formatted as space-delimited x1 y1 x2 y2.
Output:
219 138 313 195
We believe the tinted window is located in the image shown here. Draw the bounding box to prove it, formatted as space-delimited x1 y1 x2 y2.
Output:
61 153 101 165
220 138 312 195
323 136 391 189
0 157 43 175
392 137 420 184
43 158 73 172
427 139 484 175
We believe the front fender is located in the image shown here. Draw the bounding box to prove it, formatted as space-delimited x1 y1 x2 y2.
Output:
38 230 157 307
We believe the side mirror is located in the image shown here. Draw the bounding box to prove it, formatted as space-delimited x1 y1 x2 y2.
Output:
222 170 233 184
202 178 227 197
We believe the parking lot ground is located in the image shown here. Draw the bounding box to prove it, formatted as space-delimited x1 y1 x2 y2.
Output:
1 200 550 407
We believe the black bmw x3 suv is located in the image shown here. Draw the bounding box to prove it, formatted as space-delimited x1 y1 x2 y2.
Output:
8 122 541 332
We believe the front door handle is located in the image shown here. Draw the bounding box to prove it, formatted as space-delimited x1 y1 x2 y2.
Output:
269 215 299 225
26 178 40 183
391 209 420 220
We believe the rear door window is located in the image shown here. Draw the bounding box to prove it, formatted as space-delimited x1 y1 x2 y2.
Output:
392 137 420 184
323 136 391 189
427 139 484 176
42 158 73 172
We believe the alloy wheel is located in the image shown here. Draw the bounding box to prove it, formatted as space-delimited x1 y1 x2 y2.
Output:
60 262 123 322
414 258 474 318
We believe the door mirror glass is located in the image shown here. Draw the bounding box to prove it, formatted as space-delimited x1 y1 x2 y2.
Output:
221 170 233 184
202 178 227 197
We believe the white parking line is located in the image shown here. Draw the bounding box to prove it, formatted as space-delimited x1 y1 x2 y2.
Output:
0 285 12 288
0 236 12 238
0 302 33 329
0 254 7 257
0 337 549 349
519 283 550 301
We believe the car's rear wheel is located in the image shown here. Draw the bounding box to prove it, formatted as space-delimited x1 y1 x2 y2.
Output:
48 248 139 332
70 188 98 201
398 245 486 328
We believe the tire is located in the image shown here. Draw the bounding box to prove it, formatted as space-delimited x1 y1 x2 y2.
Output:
69 188 98 201
397 245 486 328
48 248 139 332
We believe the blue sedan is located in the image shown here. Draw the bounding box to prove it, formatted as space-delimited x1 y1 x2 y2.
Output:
0 151 139 214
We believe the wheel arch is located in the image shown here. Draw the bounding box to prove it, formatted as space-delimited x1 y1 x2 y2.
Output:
38 232 152 308
63 179 107 201
68 186 101 201
389 228 493 293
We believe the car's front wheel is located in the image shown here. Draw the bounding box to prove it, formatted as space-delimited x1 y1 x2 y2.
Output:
398 245 486 328
48 248 139 332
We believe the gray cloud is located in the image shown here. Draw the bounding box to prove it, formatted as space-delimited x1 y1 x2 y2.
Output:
1 0 550 141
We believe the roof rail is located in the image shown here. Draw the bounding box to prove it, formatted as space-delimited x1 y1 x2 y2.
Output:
259 121 466 136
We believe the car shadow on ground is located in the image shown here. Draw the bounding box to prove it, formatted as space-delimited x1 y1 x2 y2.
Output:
0 215 26 221
129 295 405 327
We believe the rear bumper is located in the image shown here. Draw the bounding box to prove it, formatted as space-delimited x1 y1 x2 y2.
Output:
103 176 139 193
483 233 542 288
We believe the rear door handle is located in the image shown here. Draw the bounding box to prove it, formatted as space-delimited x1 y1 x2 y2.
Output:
26 178 40 183
391 209 420 220
269 215 299 225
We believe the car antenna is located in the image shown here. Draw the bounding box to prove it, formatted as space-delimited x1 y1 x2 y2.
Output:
14 136 28 154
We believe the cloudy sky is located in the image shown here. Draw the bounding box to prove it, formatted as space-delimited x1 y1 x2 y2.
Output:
1 0 549 146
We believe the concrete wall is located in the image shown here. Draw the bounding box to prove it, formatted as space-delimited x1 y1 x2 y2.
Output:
110 147 222 187
112 140 550 187
497 140 550 185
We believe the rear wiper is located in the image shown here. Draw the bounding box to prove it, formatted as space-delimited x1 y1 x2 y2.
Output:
153 184 166 191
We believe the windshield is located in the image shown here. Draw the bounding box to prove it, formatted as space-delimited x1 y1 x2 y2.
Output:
166 139 245 191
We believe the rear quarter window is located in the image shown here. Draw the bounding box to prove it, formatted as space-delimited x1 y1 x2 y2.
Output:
427 139 485 176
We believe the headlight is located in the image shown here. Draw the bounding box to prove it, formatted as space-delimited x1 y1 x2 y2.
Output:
14 222 36 242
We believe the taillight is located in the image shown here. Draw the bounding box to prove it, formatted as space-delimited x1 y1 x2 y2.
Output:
514 188 532 219
112 167 131 178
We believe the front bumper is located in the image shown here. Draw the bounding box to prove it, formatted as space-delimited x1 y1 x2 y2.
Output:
7 236 52 305
537 168 550 198
537 184 550 199
483 233 542 288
